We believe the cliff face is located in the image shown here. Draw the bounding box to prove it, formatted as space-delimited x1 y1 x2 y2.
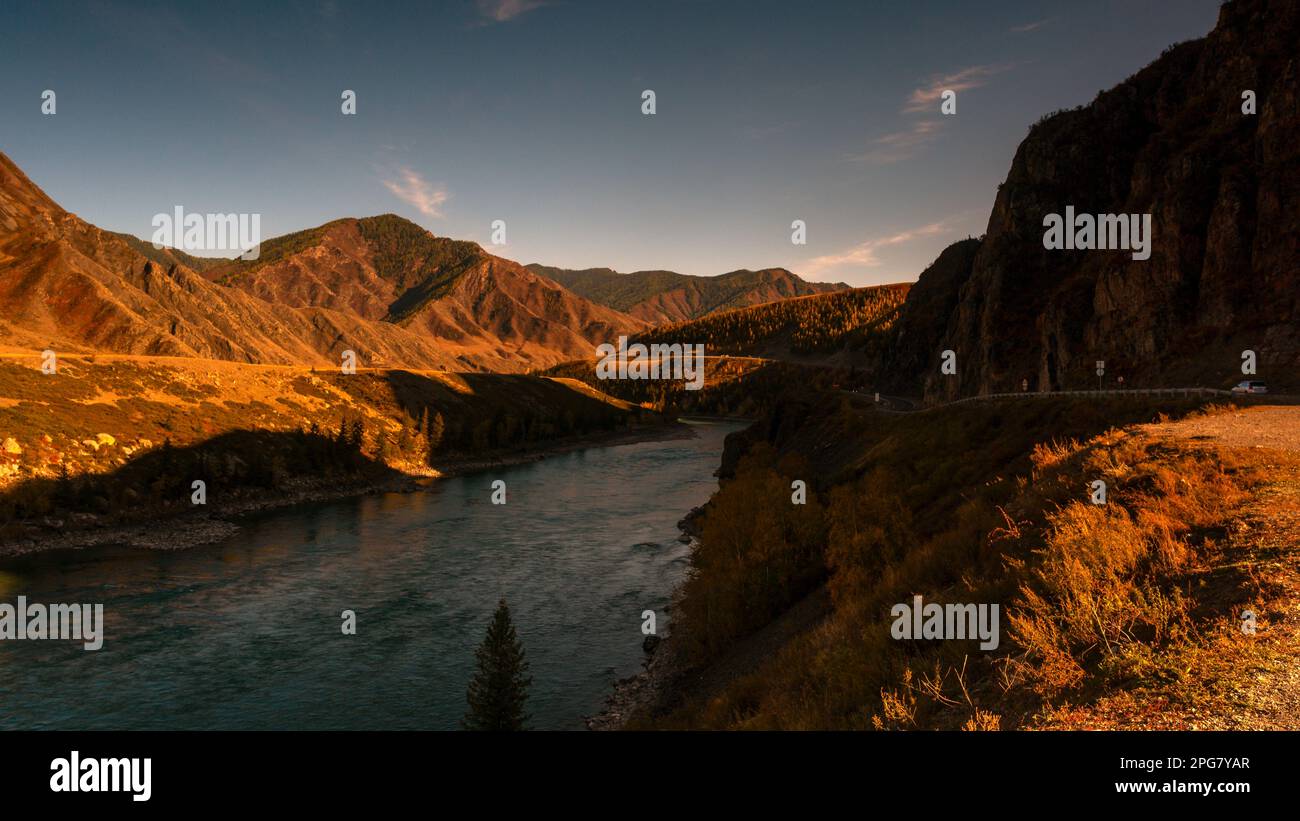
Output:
877 239 980 394
896 0 1298 400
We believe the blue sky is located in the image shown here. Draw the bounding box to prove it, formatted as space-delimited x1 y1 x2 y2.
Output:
0 0 1223 285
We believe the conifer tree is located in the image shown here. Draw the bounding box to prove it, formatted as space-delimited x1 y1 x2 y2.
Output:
463 599 532 731
427 410 446 454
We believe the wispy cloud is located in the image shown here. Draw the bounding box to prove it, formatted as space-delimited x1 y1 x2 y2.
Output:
903 64 1011 113
849 119 945 165
475 0 546 23
381 168 449 218
849 63 1013 164
1009 19 1050 33
802 220 952 275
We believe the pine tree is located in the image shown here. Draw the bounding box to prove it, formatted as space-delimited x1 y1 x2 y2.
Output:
463 599 532 731
427 410 446 454
56 462 72 505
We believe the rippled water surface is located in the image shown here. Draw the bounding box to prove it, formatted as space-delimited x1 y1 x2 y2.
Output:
0 420 742 729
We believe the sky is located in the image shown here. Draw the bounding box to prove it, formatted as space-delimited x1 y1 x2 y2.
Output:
0 0 1225 286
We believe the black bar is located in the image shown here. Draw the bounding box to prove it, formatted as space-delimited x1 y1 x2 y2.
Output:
2 730 1286 808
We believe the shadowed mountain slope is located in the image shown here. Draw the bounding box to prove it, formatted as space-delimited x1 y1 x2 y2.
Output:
879 0 1298 399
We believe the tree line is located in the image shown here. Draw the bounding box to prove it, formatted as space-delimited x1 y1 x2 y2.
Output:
635 285 908 356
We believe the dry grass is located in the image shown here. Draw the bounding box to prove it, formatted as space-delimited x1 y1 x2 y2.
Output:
647 398 1294 730
0 353 662 542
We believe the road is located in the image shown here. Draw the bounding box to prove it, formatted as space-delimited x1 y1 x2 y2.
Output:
845 386 1296 414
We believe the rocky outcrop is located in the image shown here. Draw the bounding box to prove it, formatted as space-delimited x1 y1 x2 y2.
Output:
877 238 980 394
887 0 1298 399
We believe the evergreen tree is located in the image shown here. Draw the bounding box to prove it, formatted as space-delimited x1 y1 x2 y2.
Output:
427 410 446 454
463 599 532 731
56 462 72 505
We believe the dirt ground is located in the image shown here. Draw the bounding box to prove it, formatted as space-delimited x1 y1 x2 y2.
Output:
1041 405 1300 730
1148 406 1300 453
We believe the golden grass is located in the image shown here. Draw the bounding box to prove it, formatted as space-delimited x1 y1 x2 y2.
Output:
649 398 1288 730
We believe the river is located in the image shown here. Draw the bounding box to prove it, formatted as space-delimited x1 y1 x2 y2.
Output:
0 419 743 730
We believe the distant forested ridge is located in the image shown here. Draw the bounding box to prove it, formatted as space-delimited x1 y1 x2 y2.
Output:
527 264 850 324
634 284 908 360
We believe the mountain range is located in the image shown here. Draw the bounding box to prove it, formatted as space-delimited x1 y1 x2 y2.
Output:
3 0 1296 394
0 155 653 371
0 154 853 373
525 264 848 325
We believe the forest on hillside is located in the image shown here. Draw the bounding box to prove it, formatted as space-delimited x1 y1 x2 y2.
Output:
634 284 908 358
543 357 868 419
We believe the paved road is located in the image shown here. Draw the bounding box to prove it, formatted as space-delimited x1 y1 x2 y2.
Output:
844 386 1298 414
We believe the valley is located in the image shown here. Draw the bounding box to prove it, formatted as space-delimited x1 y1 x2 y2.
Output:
0 351 673 554
0 0 1296 741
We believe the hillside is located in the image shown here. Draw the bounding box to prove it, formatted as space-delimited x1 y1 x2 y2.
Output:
527 263 849 324
545 355 861 419
876 239 982 391
0 352 664 550
0 152 459 369
629 395 1299 730
209 215 644 370
878 0 1298 399
540 285 907 417
607 0 1300 732
634 284 908 364
0 153 642 372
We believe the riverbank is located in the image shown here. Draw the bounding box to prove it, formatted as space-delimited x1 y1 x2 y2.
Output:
0 417 742 730
0 420 695 559
587 605 686 730
587 581 833 730
600 405 1300 730
587 420 750 729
